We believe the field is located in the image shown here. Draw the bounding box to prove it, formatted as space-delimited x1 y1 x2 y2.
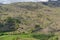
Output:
0 33 57 40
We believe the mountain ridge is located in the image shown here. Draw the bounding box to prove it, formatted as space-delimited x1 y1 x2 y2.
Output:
42 0 60 7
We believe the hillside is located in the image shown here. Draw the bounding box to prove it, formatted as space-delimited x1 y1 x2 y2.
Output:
0 2 60 40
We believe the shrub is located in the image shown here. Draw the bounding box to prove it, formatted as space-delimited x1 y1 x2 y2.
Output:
35 25 40 28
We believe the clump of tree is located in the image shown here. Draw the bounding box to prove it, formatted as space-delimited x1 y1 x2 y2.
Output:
0 17 21 32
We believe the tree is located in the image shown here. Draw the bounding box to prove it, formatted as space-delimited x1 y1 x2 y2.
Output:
4 17 21 31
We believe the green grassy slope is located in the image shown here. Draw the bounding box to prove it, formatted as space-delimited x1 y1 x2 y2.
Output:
0 33 56 40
